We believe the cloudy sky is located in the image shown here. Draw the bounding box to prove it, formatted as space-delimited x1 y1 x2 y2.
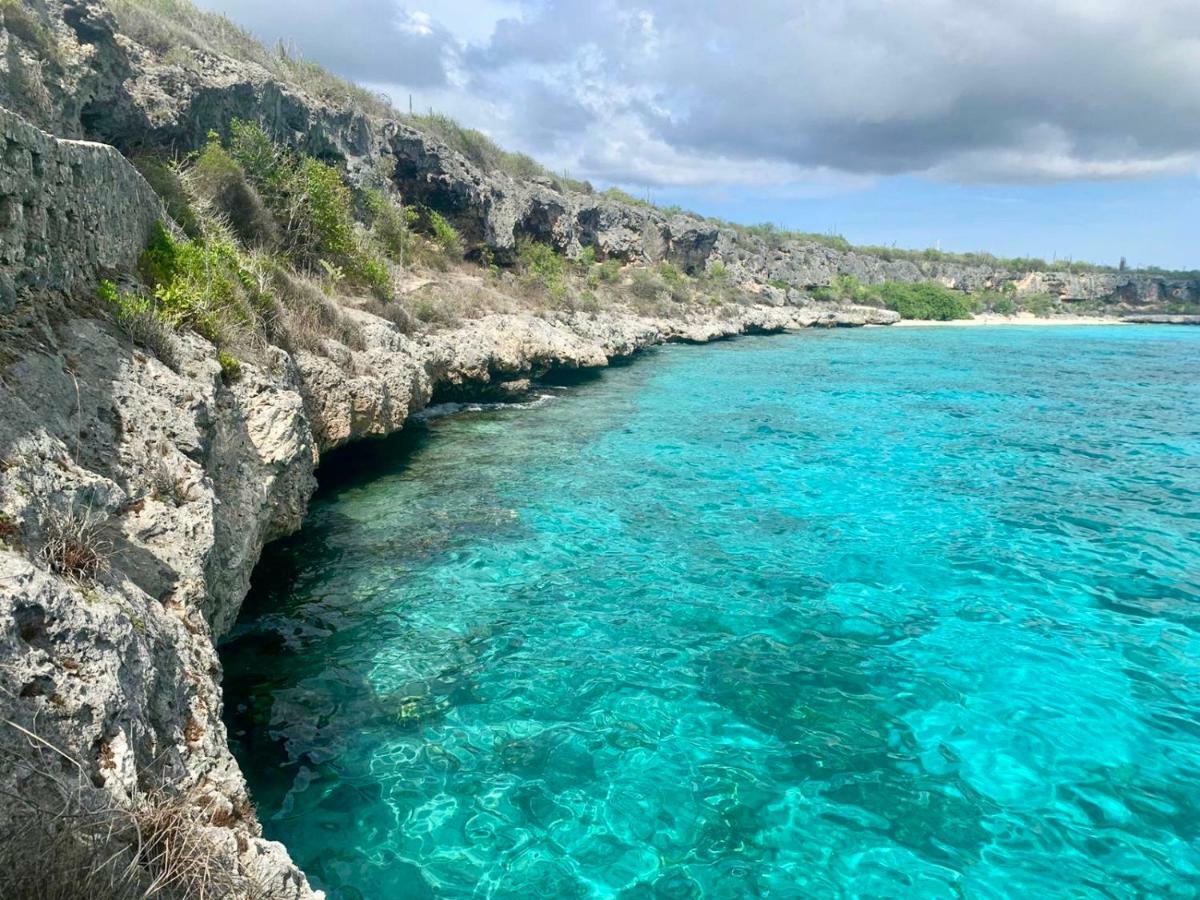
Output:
195 0 1199 268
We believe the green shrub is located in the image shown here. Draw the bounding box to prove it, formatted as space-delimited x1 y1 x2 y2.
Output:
657 261 684 285
188 135 276 246
226 119 282 188
811 273 871 303
517 239 568 300
138 222 181 287
98 279 178 367
356 243 393 300
425 209 462 257
597 259 622 283
290 157 356 261
991 295 1016 315
705 261 730 283
876 282 973 320
600 187 652 208
220 120 391 293
1023 293 1056 317
137 222 276 346
217 350 242 383
363 189 416 264
656 261 691 302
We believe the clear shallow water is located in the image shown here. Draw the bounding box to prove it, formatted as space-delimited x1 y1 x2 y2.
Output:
223 326 1200 899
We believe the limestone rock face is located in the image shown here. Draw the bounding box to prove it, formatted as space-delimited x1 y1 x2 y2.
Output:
0 306 319 898
0 107 162 305
1012 270 1200 305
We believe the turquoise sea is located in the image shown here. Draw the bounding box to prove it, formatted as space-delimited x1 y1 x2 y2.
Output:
223 325 1200 899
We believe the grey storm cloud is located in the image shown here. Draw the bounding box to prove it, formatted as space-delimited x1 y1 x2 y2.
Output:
472 0 1200 183
197 0 1200 185
194 0 454 87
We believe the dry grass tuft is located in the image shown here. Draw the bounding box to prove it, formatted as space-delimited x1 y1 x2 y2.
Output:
358 297 416 333
274 269 366 352
38 505 111 583
0 716 262 900
145 442 191 507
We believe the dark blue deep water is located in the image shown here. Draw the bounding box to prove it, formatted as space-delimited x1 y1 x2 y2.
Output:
223 326 1200 898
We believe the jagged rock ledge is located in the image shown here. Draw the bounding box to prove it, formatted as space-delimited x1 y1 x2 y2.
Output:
1121 314 1200 325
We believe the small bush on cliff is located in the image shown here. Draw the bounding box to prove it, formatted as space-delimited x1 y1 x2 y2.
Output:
518 239 568 300
98 279 179 368
289 157 357 262
657 262 693 303
217 350 242 383
811 273 872 304
131 156 201 239
364 188 417 265
188 134 276 247
135 221 282 352
988 293 1016 315
0 718 261 899
137 222 181 288
601 187 652 208
271 267 366 352
141 227 254 342
1023 293 1057 317
423 208 462 257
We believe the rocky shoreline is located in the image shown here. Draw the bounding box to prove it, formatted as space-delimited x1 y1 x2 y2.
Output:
0 1 1195 895
1121 314 1200 325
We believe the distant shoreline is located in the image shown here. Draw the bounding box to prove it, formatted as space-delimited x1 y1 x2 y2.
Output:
892 313 1128 328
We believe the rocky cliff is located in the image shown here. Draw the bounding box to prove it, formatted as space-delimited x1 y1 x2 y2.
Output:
0 2 1193 897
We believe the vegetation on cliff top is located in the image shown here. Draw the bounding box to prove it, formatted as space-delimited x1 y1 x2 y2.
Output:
105 116 760 366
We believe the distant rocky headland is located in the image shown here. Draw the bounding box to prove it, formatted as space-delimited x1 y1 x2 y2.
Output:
0 1 1196 897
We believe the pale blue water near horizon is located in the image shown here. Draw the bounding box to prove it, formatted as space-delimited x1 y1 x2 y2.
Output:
223 325 1200 899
